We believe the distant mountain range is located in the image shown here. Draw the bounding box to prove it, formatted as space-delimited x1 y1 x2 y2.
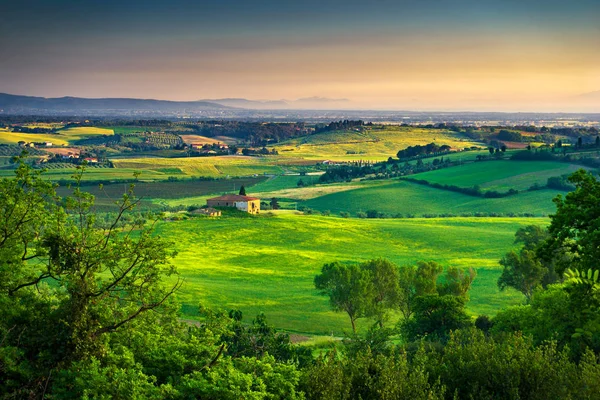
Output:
0 93 231 115
0 93 354 116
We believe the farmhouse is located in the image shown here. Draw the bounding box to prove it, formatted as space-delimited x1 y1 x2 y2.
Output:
206 194 260 214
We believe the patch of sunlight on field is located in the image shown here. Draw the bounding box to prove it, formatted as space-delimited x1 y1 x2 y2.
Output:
156 214 546 335
112 156 285 177
0 126 114 146
0 131 70 146
56 126 114 136
274 126 484 161
250 181 386 200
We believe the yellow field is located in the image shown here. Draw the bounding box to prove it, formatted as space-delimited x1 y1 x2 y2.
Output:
111 155 286 177
179 135 226 145
273 126 483 161
0 126 113 146
55 126 114 138
179 135 239 146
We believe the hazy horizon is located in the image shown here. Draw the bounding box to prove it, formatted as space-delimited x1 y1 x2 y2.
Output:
1 0 599 112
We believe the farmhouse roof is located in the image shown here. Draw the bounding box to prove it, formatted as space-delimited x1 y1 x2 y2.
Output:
207 194 260 202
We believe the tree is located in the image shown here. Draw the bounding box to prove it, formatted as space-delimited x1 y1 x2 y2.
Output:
498 225 556 298
0 160 181 396
596 136 600 147
360 259 400 327
488 147 495 155
239 185 246 195
541 170 600 274
314 262 374 333
439 267 477 299
270 197 280 210
402 295 471 341
397 265 418 320
498 249 546 300
414 261 443 296
297 179 305 187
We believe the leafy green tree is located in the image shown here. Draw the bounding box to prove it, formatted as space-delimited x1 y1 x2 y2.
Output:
498 225 559 299
498 249 545 299
438 266 477 299
314 262 374 333
541 170 600 274
414 261 443 295
238 185 246 195
397 265 418 320
402 295 472 341
0 161 180 397
360 259 400 327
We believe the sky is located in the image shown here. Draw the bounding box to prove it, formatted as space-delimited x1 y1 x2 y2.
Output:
1 0 599 111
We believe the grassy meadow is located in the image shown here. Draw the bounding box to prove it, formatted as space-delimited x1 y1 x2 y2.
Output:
412 160 587 192
301 179 561 216
111 155 291 177
158 213 545 335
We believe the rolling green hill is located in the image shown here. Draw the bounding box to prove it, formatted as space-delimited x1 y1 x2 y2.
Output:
411 160 588 192
301 180 560 216
158 213 544 335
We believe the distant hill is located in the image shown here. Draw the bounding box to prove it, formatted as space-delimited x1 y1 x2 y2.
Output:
569 91 600 112
202 98 290 109
204 97 352 110
576 91 600 101
0 93 232 116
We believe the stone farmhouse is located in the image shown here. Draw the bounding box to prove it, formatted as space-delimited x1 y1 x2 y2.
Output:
206 194 260 214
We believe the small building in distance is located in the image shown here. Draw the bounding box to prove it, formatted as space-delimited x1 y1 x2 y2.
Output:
206 194 260 214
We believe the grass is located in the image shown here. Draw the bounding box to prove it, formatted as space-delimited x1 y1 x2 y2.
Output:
301 180 561 216
412 160 589 192
157 213 545 335
273 126 484 161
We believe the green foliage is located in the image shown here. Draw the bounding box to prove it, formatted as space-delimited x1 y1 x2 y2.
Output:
300 347 444 400
543 169 600 274
314 262 374 333
438 266 477 299
498 225 557 298
492 270 600 358
402 295 472 341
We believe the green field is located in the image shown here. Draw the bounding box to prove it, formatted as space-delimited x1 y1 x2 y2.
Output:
158 214 544 335
111 156 288 177
0 167 168 182
273 126 484 161
301 179 561 216
412 160 588 192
